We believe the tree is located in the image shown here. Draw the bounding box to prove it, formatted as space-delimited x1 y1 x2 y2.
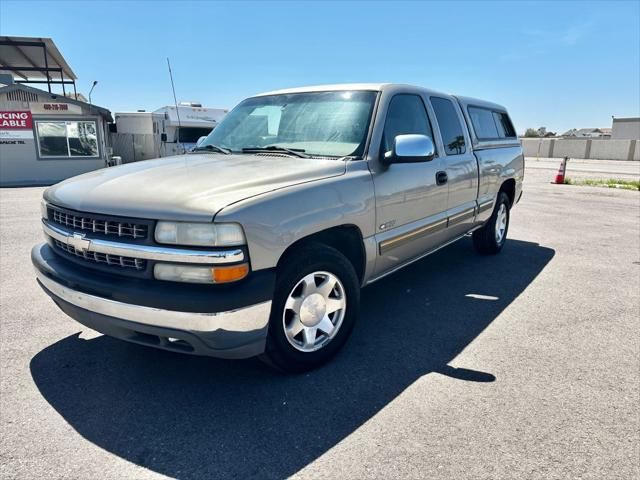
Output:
447 135 466 154
524 128 538 137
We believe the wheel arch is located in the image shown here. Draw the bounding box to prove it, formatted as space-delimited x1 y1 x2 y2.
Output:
276 224 366 284
499 178 516 207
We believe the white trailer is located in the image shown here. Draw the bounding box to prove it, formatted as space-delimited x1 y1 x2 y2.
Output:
111 103 227 162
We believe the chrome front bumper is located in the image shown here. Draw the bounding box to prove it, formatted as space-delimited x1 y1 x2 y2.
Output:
34 256 273 359
37 271 271 334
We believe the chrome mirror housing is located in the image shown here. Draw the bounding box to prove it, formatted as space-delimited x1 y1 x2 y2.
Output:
384 134 436 163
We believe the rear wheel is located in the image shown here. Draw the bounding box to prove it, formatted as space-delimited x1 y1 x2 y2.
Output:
472 192 511 254
261 244 360 373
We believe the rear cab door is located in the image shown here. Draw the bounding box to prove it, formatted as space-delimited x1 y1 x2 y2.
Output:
427 95 478 237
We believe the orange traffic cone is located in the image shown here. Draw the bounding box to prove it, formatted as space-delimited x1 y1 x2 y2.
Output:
552 157 569 184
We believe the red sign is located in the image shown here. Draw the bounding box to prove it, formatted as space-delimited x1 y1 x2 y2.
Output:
0 111 33 130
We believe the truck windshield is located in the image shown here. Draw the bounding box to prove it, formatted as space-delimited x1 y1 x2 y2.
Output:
199 90 377 158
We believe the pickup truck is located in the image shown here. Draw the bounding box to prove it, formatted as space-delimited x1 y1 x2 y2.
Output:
33 83 524 372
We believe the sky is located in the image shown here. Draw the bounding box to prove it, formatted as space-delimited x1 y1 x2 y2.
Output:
1 0 639 134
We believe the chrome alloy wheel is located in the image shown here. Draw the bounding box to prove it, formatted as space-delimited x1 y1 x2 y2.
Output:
282 271 347 352
495 203 508 244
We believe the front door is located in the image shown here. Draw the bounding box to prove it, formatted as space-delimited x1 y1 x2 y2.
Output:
371 93 450 276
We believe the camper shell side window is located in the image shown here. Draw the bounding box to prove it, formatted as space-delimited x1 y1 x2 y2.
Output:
468 106 517 141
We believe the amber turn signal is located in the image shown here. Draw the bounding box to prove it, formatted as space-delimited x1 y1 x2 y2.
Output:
212 263 250 283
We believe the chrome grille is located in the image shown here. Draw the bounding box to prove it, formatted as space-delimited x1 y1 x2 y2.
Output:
49 207 148 239
54 239 147 270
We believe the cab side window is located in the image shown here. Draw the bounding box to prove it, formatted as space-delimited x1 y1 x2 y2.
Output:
430 97 466 155
382 94 434 154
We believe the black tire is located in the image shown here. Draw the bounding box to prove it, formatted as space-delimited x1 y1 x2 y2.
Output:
472 192 511 255
260 243 360 373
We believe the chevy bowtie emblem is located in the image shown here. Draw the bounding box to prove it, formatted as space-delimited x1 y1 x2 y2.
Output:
68 233 91 253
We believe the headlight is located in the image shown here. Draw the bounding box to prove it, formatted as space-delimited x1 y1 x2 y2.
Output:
40 199 48 219
154 263 249 284
155 222 245 247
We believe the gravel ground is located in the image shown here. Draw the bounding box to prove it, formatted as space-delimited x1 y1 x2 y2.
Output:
1 163 639 480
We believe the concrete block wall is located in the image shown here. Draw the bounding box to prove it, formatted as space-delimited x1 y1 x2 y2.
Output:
589 140 635 161
522 138 552 157
520 138 638 161
552 140 588 158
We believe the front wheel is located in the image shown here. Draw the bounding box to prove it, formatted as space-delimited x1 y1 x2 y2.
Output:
472 192 511 254
260 244 360 373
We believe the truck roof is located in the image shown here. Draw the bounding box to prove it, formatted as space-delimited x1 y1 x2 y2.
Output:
255 83 389 96
253 83 508 112
454 95 508 113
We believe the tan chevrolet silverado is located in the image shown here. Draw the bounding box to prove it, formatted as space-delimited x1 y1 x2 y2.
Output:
33 83 524 372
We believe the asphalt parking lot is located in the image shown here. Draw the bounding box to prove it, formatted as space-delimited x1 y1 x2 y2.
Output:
1 161 639 479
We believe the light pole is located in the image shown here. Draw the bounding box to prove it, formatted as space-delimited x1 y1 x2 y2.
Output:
88 81 98 104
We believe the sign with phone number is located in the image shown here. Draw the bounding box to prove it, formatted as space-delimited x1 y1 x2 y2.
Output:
43 103 69 111
30 103 82 115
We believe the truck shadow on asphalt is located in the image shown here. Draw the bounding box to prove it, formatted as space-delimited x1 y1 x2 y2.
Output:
30 238 554 480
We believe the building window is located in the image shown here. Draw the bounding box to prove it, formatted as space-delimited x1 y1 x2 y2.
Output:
36 120 99 158
176 127 214 143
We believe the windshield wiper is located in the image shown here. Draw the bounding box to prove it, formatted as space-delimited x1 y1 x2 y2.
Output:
242 145 309 158
191 144 232 154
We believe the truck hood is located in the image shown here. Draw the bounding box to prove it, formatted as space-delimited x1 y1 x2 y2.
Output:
44 154 346 221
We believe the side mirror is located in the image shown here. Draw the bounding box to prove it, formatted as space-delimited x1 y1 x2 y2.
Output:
384 134 436 163
196 136 207 147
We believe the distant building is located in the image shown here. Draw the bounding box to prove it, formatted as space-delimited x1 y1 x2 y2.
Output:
0 36 113 186
561 128 611 138
111 103 228 163
611 117 640 140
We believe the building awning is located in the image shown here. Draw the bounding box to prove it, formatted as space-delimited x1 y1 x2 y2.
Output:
0 36 77 94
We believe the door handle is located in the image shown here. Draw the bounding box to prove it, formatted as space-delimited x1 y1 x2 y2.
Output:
436 171 448 186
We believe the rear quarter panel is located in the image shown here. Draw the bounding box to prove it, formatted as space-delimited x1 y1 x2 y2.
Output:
474 145 524 222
